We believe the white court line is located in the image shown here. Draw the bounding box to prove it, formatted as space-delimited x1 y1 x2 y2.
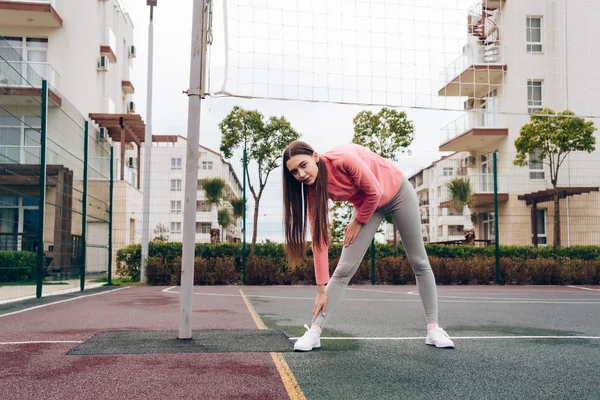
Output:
164 289 600 304
0 287 130 319
568 286 600 292
289 335 600 341
0 282 106 305
0 340 84 345
163 286 177 293
337 287 598 302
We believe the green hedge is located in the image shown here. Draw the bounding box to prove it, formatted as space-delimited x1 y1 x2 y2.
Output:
115 242 600 285
0 251 37 282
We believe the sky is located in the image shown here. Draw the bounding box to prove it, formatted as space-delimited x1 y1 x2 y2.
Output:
120 0 476 241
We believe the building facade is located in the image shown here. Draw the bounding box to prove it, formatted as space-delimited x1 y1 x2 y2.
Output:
142 135 243 244
0 0 140 276
435 0 600 246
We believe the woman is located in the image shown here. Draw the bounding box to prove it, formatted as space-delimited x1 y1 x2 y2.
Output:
283 140 454 351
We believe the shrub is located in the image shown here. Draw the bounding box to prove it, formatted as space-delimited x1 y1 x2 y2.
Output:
0 251 37 282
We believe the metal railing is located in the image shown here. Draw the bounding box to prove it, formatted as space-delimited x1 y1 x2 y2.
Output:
0 145 57 165
0 61 60 91
439 43 503 87
440 110 503 145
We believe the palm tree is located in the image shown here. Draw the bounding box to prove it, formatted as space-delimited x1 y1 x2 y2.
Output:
446 178 475 244
218 209 232 242
229 197 245 242
200 178 226 243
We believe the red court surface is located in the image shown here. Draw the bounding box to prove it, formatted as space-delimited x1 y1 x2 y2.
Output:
0 286 293 400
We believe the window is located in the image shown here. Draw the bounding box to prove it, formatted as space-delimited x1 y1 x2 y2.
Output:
170 200 182 213
171 157 182 169
170 222 182 234
202 161 213 170
196 200 211 212
196 222 211 234
482 212 495 241
170 179 182 191
3 37 48 85
526 17 543 53
443 167 454 177
447 207 463 216
448 225 464 236
532 209 547 245
0 195 39 252
0 116 42 164
529 149 545 179
527 80 543 114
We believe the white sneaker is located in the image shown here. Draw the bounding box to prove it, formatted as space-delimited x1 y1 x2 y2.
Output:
426 327 455 349
294 324 321 351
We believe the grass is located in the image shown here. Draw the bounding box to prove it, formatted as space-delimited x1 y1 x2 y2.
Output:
91 277 141 287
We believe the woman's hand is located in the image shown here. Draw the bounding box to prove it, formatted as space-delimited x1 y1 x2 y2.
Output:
312 292 328 322
344 219 362 247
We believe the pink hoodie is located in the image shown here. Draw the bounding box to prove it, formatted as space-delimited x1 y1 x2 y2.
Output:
308 144 404 284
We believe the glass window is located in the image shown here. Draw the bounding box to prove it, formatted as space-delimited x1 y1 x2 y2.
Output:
170 179 182 191
171 157 182 169
527 80 543 114
529 149 545 180
526 17 543 53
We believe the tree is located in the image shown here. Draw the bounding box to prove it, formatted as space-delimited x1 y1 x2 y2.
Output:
153 223 169 242
514 109 596 246
199 178 226 244
218 209 232 242
229 197 245 242
352 107 415 161
446 178 475 245
331 107 415 249
219 106 301 255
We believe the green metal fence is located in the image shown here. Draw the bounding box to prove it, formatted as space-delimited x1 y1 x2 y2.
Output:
0 35 113 302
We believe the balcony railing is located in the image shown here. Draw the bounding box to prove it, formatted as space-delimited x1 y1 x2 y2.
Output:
440 173 501 203
439 43 503 87
0 145 57 165
6 0 57 4
440 110 502 145
0 61 60 91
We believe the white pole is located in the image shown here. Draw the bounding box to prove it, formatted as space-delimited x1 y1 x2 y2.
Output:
140 4 155 284
179 0 206 339
564 0 571 246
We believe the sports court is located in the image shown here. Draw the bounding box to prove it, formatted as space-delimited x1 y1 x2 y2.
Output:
1 284 598 399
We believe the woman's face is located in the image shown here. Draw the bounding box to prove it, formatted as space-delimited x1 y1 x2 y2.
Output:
286 152 319 185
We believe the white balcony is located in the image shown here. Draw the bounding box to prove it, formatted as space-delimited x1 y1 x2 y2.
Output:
0 145 57 165
0 60 62 106
438 43 506 97
440 111 508 152
439 173 508 208
0 0 62 28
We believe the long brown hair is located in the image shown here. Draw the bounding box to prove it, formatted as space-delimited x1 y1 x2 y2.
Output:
283 141 329 266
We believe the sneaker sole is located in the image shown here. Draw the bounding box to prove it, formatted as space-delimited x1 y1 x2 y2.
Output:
425 340 454 349
293 342 321 352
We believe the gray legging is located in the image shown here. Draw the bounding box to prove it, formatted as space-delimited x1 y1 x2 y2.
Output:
313 174 438 329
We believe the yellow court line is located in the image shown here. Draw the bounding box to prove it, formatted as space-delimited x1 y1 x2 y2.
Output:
239 289 306 400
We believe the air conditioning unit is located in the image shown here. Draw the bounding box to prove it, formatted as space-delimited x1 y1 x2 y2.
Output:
98 127 108 141
97 55 109 71
127 101 135 113
128 45 136 58
128 157 138 168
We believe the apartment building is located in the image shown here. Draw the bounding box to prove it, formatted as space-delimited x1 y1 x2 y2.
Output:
0 0 140 275
435 0 600 246
142 135 243 244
